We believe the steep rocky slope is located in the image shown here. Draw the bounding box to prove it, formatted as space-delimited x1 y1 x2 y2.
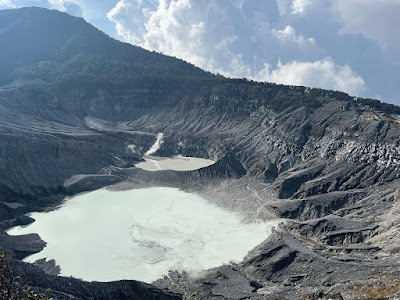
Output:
1 7 400 299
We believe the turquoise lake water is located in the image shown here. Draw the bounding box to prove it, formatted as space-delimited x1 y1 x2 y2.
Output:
7 187 278 283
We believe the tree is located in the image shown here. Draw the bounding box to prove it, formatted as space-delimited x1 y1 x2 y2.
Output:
0 251 49 300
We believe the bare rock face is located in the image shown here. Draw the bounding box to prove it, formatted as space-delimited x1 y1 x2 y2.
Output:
13 259 182 300
1 7 400 299
0 233 46 260
63 174 122 195
32 258 60 276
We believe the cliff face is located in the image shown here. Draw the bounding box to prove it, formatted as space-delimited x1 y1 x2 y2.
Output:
1 7 400 299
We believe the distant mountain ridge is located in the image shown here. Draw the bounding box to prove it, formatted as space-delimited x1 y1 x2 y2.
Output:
0 7 214 86
1 7 399 115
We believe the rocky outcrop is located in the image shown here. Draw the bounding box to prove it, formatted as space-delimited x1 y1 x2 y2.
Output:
0 215 35 231
269 190 366 220
63 174 122 195
13 259 182 300
156 230 400 299
0 233 46 260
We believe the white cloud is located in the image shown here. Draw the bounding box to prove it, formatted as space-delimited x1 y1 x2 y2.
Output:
291 0 312 14
48 0 82 17
0 0 16 8
141 0 203 58
276 0 312 15
108 1 318 74
107 0 369 97
3 0 399 103
107 0 154 44
62 1 82 17
0 0 82 16
272 26 315 47
276 0 291 15
334 0 400 51
108 0 269 77
255 58 365 96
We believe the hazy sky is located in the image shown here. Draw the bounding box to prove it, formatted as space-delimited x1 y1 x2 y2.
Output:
1 0 400 105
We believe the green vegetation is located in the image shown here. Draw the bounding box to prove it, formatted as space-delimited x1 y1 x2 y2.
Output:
0 252 49 300
1 7 399 117
0 7 214 86
357 98 400 115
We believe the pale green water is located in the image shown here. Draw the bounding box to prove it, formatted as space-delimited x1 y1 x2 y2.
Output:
135 155 215 171
7 187 278 283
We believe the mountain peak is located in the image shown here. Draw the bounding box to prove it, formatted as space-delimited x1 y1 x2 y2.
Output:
0 7 213 86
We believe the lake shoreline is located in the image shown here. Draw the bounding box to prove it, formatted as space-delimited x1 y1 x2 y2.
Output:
7 187 280 283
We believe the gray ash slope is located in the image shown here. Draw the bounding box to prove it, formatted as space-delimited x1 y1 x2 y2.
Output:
1 7 400 300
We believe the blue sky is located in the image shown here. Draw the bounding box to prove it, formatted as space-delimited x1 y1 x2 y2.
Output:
1 0 400 105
